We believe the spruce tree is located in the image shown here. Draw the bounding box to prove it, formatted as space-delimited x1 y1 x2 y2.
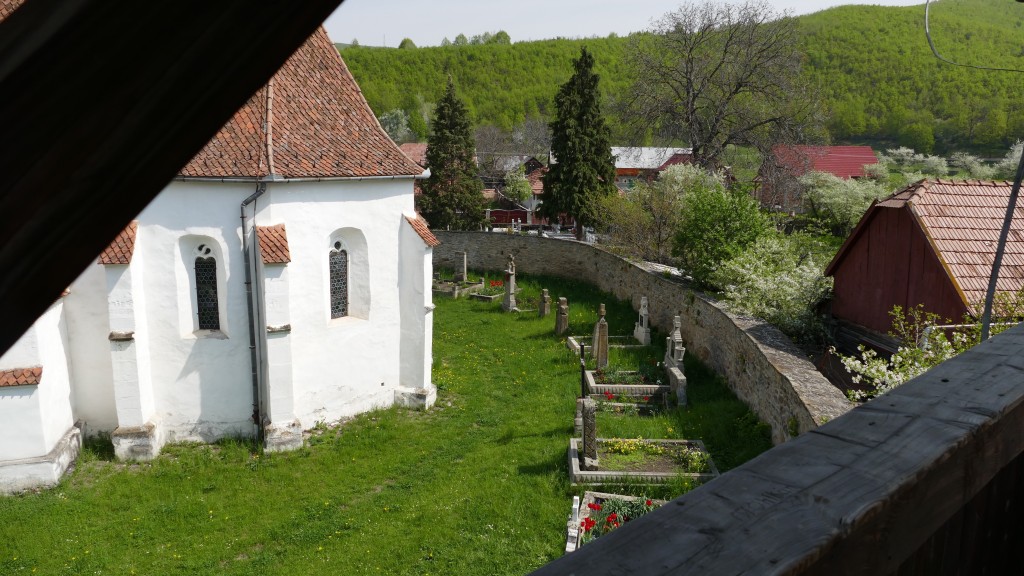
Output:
418 77 486 231
540 47 616 240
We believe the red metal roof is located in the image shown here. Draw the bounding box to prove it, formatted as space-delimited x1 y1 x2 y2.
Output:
827 179 1024 309
405 215 440 247
256 224 291 264
97 221 137 265
180 28 422 179
0 366 41 387
772 145 878 179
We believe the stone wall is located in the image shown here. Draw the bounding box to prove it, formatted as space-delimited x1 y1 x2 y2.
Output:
434 232 851 444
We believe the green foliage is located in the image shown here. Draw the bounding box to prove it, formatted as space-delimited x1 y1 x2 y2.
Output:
798 170 890 236
502 165 532 204
418 78 486 230
578 496 658 546
340 37 630 135
598 164 720 264
398 38 416 50
540 47 617 239
624 1 820 169
341 0 1024 155
711 232 834 344
673 180 769 285
377 109 413 143
838 301 1024 400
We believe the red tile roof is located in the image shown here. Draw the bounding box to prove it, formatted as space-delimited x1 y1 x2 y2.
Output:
772 145 878 179
0 366 41 387
180 28 422 179
527 165 547 196
827 179 1024 307
98 221 138 265
399 143 428 168
257 224 291 264
405 215 440 247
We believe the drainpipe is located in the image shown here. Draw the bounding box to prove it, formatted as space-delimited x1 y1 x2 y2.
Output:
242 183 268 443
242 79 276 444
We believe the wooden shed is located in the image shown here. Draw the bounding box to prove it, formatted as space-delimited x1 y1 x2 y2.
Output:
825 179 1024 345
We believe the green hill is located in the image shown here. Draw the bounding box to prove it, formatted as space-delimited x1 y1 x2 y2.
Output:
340 0 1024 153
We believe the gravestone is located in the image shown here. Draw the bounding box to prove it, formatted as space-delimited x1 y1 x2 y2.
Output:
581 398 599 471
454 251 468 283
502 254 517 312
539 289 551 318
592 304 609 369
633 296 651 345
555 297 569 335
667 315 685 365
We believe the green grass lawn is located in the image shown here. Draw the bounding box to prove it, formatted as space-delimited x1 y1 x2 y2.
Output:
0 273 770 575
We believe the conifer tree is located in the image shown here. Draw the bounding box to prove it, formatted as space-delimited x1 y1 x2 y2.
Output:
540 47 616 240
418 77 486 230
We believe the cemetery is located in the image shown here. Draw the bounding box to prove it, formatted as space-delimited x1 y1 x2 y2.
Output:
0 265 771 574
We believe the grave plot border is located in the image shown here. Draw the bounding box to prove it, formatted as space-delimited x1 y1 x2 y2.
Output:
568 438 719 485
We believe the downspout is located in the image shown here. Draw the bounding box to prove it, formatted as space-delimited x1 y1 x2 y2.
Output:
242 80 275 444
241 181 268 440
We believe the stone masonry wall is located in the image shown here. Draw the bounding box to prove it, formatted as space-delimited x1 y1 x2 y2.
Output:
434 232 852 444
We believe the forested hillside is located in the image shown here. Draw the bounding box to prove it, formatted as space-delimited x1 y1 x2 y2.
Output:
341 37 631 139
340 0 1024 153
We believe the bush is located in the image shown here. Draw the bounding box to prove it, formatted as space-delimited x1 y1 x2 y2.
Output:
711 233 833 344
798 171 889 236
673 181 769 285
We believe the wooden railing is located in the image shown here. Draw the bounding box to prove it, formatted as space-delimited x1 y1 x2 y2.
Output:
532 324 1024 575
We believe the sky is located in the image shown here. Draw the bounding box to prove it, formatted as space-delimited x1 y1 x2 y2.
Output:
323 0 924 47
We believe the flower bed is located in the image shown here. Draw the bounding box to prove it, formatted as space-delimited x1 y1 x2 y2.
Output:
568 438 719 485
565 492 665 553
584 368 670 400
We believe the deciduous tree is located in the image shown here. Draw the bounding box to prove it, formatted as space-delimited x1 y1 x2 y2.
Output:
418 77 486 230
624 1 821 169
540 47 616 240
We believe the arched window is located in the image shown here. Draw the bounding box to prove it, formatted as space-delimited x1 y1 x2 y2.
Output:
194 244 219 330
329 241 349 318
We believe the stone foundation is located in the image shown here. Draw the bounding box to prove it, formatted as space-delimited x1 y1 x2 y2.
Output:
395 384 437 410
0 423 82 494
264 420 304 452
112 421 164 461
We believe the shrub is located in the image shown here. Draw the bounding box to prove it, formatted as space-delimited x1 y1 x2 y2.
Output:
673 181 769 285
711 233 833 344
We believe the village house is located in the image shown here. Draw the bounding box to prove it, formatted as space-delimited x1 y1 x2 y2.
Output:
825 179 1024 352
0 24 438 492
611 147 692 191
757 144 878 212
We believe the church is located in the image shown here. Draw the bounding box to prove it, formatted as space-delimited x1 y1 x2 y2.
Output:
0 23 438 492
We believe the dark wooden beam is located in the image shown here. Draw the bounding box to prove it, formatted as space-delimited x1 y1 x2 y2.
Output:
0 0 342 354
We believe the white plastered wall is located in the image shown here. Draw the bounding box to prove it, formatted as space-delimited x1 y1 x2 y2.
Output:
398 215 434 393
260 178 416 426
133 181 257 442
0 301 74 460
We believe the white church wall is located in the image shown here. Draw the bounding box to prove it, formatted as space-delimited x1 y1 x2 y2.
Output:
36 301 75 451
64 263 118 432
134 181 257 442
0 301 74 461
397 215 434 398
262 178 414 426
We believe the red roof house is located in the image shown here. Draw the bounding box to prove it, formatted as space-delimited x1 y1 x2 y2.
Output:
826 179 1024 344
758 145 878 212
